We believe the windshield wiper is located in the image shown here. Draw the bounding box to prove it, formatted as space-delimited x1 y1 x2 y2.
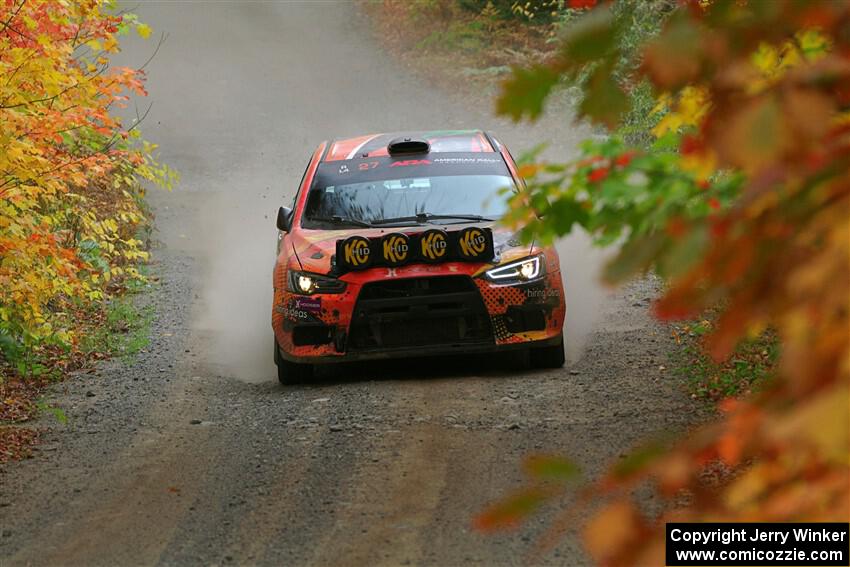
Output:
371 213 495 226
309 215 373 228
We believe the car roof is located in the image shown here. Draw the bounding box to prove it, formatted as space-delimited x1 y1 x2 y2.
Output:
322 130 496 162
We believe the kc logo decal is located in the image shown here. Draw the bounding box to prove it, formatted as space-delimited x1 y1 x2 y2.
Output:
341 235 371 269
381 233 409 266
419 229 448 262
457 227 488 259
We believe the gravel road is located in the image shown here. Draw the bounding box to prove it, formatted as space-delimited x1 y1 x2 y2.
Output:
0 3 702 566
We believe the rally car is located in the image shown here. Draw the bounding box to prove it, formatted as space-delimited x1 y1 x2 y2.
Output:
272 130 566 384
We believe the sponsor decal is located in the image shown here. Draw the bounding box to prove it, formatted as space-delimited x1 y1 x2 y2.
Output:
338 164 349 174
419 229 448 262
381 233 410 266
431 157 501 164
390 159 431 167
457 226 488 259
279 306 309 320
340 235 372 269
295 297 322 313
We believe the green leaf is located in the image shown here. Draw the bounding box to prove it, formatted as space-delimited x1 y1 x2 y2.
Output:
560 5 618 65
547 196 590 236
473 486 551 532
496 65 560 122
659 223 708 278
603 231 666 283
579 64 630 128
611 438 669 479
524 454 581 481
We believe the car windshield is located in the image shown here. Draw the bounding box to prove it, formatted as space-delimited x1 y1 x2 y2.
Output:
302 174 514 228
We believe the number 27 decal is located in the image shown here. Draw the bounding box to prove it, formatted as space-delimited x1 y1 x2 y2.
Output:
358 161 379 171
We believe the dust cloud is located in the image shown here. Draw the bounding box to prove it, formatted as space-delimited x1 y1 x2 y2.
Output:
191 191 279 383
554 232 613 362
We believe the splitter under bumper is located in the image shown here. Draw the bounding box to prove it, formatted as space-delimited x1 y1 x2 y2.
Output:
276 333 563 365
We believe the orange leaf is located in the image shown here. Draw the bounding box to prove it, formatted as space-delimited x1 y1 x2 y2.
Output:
584 500 642 564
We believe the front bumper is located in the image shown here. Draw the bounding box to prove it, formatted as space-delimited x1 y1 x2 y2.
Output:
272 268 565 364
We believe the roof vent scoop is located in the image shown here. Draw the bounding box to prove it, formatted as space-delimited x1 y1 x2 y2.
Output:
387 137 430 156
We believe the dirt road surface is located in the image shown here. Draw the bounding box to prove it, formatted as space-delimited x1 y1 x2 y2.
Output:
0 4 701 566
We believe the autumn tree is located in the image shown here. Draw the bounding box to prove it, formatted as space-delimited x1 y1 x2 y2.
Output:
477 0 849 563
0 0 173 375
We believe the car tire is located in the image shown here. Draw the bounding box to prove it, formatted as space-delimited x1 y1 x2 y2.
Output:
530 337 565 369
274 339 313 385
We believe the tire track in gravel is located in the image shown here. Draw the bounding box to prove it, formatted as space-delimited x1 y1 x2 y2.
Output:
307 382 453 567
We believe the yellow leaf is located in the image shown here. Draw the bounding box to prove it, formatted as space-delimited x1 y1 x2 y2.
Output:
770 384 850 464
136 23 152 39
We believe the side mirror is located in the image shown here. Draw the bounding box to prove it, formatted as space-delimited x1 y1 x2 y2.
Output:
276 206 293 232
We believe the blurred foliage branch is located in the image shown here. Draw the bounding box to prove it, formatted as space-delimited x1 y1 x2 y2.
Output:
479 0 850 563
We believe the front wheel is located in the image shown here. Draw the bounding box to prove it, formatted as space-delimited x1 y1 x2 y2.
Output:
274 339 313 385
530 337 565 369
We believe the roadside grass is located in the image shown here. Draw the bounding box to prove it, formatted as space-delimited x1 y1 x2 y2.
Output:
362 0 555 101
1 282 155 463
79 299 154 362
670 318 780 403
0 175 158 463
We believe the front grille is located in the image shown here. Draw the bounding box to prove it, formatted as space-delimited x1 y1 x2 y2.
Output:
348 276 493 350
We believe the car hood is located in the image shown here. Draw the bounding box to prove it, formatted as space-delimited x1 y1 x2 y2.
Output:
289 222 534 275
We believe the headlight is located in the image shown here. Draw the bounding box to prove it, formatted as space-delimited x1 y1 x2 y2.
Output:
485 255 544 284
287 271 346 295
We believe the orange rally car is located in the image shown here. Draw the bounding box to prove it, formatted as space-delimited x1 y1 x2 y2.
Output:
272 130 565 384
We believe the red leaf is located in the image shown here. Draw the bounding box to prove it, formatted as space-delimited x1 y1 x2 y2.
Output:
588 166 610 183
568 0 597 8
614 151 637 167
666 216 688 237
680 134 704 155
